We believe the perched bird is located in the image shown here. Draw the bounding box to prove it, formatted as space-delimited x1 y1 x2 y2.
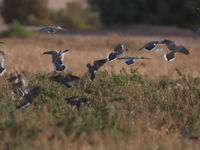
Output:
49 74 80 88
43 49 69 72
161 40 190 62
107 44 128 61
8 74 28 100
39 26 64 34
0 51 6 76
65 97 88 110
16 86 41 109
87 59 107 81
183 126 199 140
139 41 162 51
118 56 151 65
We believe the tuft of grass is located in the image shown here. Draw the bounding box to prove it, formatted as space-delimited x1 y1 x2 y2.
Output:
0 20 37 38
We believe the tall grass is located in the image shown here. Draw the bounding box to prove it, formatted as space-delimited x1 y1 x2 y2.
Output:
0 69 199 150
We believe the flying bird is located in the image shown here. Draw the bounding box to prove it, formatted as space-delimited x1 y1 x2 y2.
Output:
49 74 80 88
139 41 162 51
87 59 107 81
107 44 128 61
161 40 190 62
118 56 151 65
39 26 64 34
16 86 41 109
8 74 28 100
65 97 88 110
0 51 6 76
43 49 69 72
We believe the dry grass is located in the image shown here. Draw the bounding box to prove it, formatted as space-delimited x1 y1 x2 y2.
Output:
0 27 200 150
1 32 200 80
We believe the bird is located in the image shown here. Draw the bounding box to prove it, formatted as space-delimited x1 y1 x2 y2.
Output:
161 40 190 62
65 97 88 110
43 49 69 72
0 51 6 76
49 74 80 88
8 74 28 100
183 126 199 140
16 86 41 109
39 26 64 34
139 41 162 51
117 56 151 65
87 59 107 81
107 44 128 61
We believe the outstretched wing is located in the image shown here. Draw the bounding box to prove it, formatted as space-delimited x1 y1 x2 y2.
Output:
117 57 132 60
0 51 5 67
43 50 57 55
39 26 51 32
59 49 69 61
93 59 107 71
49 74 64 82
177 46 190 55
65 74 80 82
161 39 177 51
133 57 151 59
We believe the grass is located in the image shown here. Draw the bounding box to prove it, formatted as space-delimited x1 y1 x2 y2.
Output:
0 69 199 150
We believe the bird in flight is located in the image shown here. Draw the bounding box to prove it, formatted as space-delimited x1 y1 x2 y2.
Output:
87 59 107 81
8 74 28 100
139 41 162 51
43 49 69 72
49 73 80 88
39 26 64 34
118 56 151 65
0 51 6 76
16 86 41 109
107 44 128 61
161 39 190 62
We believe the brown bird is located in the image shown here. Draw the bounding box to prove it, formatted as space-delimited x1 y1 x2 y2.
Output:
65 97 88 110
16 86 41 109
87 59 107 81
49 74 80 88
161 40 190 62
8 74 28 100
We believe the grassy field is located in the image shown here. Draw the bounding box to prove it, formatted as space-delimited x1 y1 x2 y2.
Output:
0 30 200 149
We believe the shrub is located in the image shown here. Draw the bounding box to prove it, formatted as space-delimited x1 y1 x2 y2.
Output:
56 2 101 30
1 0 54 26
0 20 37 38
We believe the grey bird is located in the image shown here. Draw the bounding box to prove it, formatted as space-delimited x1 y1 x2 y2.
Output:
49 74 80 88
39 26 64 34
161 40 190 62
43 49 69 72
16 86 41 109
139 41 162 51
8 74 28 100
0 51 6 76
65 97 88 110
183 126 199 140
118 56 151 65
87 59 107 81
107 44 128 61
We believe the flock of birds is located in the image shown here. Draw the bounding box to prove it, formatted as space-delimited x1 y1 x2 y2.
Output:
0 26 190 110
0 25 198 140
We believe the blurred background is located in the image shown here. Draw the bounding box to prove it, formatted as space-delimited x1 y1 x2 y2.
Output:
0 0 200 31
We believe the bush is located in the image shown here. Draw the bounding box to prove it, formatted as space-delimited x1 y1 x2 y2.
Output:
88 0 200 26
1 0 54 26
56 2 101 30
0 20 37 38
